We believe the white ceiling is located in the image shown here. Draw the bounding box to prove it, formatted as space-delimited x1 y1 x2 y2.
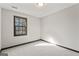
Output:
0 3 77 18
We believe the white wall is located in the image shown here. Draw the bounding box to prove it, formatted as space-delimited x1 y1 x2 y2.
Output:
41 4 79 50
0 8 1 50
1 9 40 48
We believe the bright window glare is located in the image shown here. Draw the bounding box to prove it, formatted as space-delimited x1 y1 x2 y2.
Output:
47 37 57 44
35 35 58 46
35 43 56 46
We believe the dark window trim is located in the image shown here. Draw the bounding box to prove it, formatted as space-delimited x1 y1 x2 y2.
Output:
14 16 27 36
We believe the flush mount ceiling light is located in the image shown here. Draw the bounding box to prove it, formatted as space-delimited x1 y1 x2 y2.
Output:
37 3 44 7
35 3 46 8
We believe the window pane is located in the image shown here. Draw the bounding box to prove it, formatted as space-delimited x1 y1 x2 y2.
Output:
19 30 23 34
15 18 19 23
20 23 23 26
19 27 22 31
22 27 25 31
15 22 20 26
19 19 22 25
22 31 26 34
22 22 25 26
16 27 19 31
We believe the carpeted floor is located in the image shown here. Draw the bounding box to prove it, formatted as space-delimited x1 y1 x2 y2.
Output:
1 40 79 56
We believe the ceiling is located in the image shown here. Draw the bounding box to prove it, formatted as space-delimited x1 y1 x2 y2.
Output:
0 3 77 18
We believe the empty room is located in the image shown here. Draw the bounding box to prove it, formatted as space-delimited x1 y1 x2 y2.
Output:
0 3 79 56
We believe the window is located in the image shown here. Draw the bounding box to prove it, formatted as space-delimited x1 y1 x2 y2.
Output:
14 16 27 36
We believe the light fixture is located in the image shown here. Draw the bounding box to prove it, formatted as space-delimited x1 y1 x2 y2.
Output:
35 3 45 8
37 3 44 7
